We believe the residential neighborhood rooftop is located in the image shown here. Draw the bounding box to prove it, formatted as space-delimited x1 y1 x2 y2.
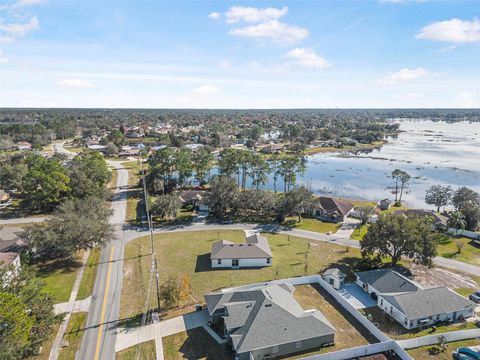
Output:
317 196 354 216
204 283 336 355
356 268 421 295
211 233 272 260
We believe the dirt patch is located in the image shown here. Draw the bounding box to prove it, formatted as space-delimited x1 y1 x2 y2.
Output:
410 263 477 289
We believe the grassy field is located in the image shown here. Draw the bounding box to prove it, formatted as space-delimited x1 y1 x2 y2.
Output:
120 230 363 320
58 312 87 360
303 140 385 156
361 306 478 340
454 276 480 298
407 339 480 360
162 328 230 360
109 168 118 189
77 248 101 300
124 160 144 225
37 252 84 303
350 224 370 240
116 340 156 360
283 284 377 358
285 217 341 234
437 236 480 266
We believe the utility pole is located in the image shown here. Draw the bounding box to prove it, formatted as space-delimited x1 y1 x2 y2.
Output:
139 156 161 310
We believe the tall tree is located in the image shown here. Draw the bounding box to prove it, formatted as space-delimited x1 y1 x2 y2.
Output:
391 169 402 203
269 153 280 193
206 176 239 221
276 186 315 222
425 185 453 212
23 155 71 211
398 170 411 205
361 213 438 267
148 148 176 194
248 154 269 189
217 148 240 179
175 148 193 187
68 149 111 198
447 211 466 235
151 193 182 220
279 157 302 192
25 196 113 261
452 187 480 210
193 146 214 184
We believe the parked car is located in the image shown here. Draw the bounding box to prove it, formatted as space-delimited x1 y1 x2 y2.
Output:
469 291 480 303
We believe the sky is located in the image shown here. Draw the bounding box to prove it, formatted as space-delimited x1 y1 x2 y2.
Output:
0 0 479 109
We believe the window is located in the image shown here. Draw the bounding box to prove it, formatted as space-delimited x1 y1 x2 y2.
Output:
272 346 279 354
380 299 383 306
217 259 222 265
266 258 271 264
295 341 302 349
232 259 239 267
329 278 334 285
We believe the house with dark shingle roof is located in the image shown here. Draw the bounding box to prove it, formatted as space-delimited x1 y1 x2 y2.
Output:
211 233 272 269
313 196 354 223
205 283 335 360
178 190 209 212
394 209 448 230
356 269 476 329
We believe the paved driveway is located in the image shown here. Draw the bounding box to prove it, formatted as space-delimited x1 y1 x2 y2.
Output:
337 283 377 309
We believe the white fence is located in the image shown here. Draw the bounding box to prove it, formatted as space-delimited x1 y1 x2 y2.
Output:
299 341 412 360
448 228 480 241
397 328 480 350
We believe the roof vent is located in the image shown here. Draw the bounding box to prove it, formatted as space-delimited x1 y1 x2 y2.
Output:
265 303 272 307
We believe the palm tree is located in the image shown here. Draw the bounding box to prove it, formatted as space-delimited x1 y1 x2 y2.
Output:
398 171 411 205
391 169 402 203
448 211 466 236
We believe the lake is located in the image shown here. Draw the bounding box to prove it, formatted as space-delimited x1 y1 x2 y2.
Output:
289 120 480 208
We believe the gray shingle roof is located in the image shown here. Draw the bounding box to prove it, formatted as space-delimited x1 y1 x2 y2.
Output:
205 284 335 354
211 234 272 259
356 269 421 294
382 287 476 320
317 197 354 216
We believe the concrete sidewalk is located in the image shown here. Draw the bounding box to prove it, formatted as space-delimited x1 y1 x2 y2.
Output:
54 297 91 315
115 310 210 354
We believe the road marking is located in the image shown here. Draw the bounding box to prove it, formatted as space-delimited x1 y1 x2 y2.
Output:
94 246 115 360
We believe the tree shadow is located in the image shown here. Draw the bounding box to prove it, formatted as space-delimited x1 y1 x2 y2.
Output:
36 257 82 276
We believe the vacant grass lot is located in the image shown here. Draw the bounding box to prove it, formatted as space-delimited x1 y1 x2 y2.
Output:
437 236 480 266
360 306 478 340
37 252 84 303
284 284 376 358
407 339 480 360
116 340 156 360
162 328 230 360
285 217 341 234
58 312 87 360
120 230 362 320
350 224 370 240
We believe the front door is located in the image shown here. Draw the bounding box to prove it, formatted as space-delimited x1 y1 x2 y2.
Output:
232 259 239 268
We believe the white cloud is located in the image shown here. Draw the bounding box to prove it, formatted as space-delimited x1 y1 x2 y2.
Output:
285 48 331 69
417 18 480 43
0 49 8 64
56 78 95 88
379 68 430 84
191 85 220 96
0 16 39 36
230 20 309 46
0 0 44 10
218 60 230 68
225 6 288 23
208 12 220 20
0 36 14 43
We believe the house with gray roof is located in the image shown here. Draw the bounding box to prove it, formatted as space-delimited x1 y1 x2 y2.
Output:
379 287 476 330
356 269 476 329
313 196 354 223
211 234 272 269
204 283 335 360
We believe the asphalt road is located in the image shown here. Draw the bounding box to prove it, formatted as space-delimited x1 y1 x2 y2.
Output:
77 160 129 360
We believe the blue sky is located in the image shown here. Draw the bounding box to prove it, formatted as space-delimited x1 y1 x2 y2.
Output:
0 0 479 108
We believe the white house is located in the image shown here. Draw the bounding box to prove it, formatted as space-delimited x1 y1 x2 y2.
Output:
323 268 346 290
211 233 272 269
356 269 476 329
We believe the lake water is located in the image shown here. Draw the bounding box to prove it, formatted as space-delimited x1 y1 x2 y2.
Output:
283 120 480 208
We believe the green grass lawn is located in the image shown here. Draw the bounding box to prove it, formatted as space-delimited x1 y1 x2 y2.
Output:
285 217 341 234
454 276 480 298
360 307 479 340
162 328 230 360
437 236 480 266
77 248 101 300
116 340 156 360
350 224 370 241
36 253 84 303
407 339 480 360
120 230 362 320
58 312 87 360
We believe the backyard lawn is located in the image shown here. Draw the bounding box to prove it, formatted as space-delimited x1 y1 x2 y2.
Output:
285 217 341 234
116 340 156 360
437 236 480 266
120 230 362 320
360 306 478 340
407 339 480 360
284 284 377 358
162 328 230 360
